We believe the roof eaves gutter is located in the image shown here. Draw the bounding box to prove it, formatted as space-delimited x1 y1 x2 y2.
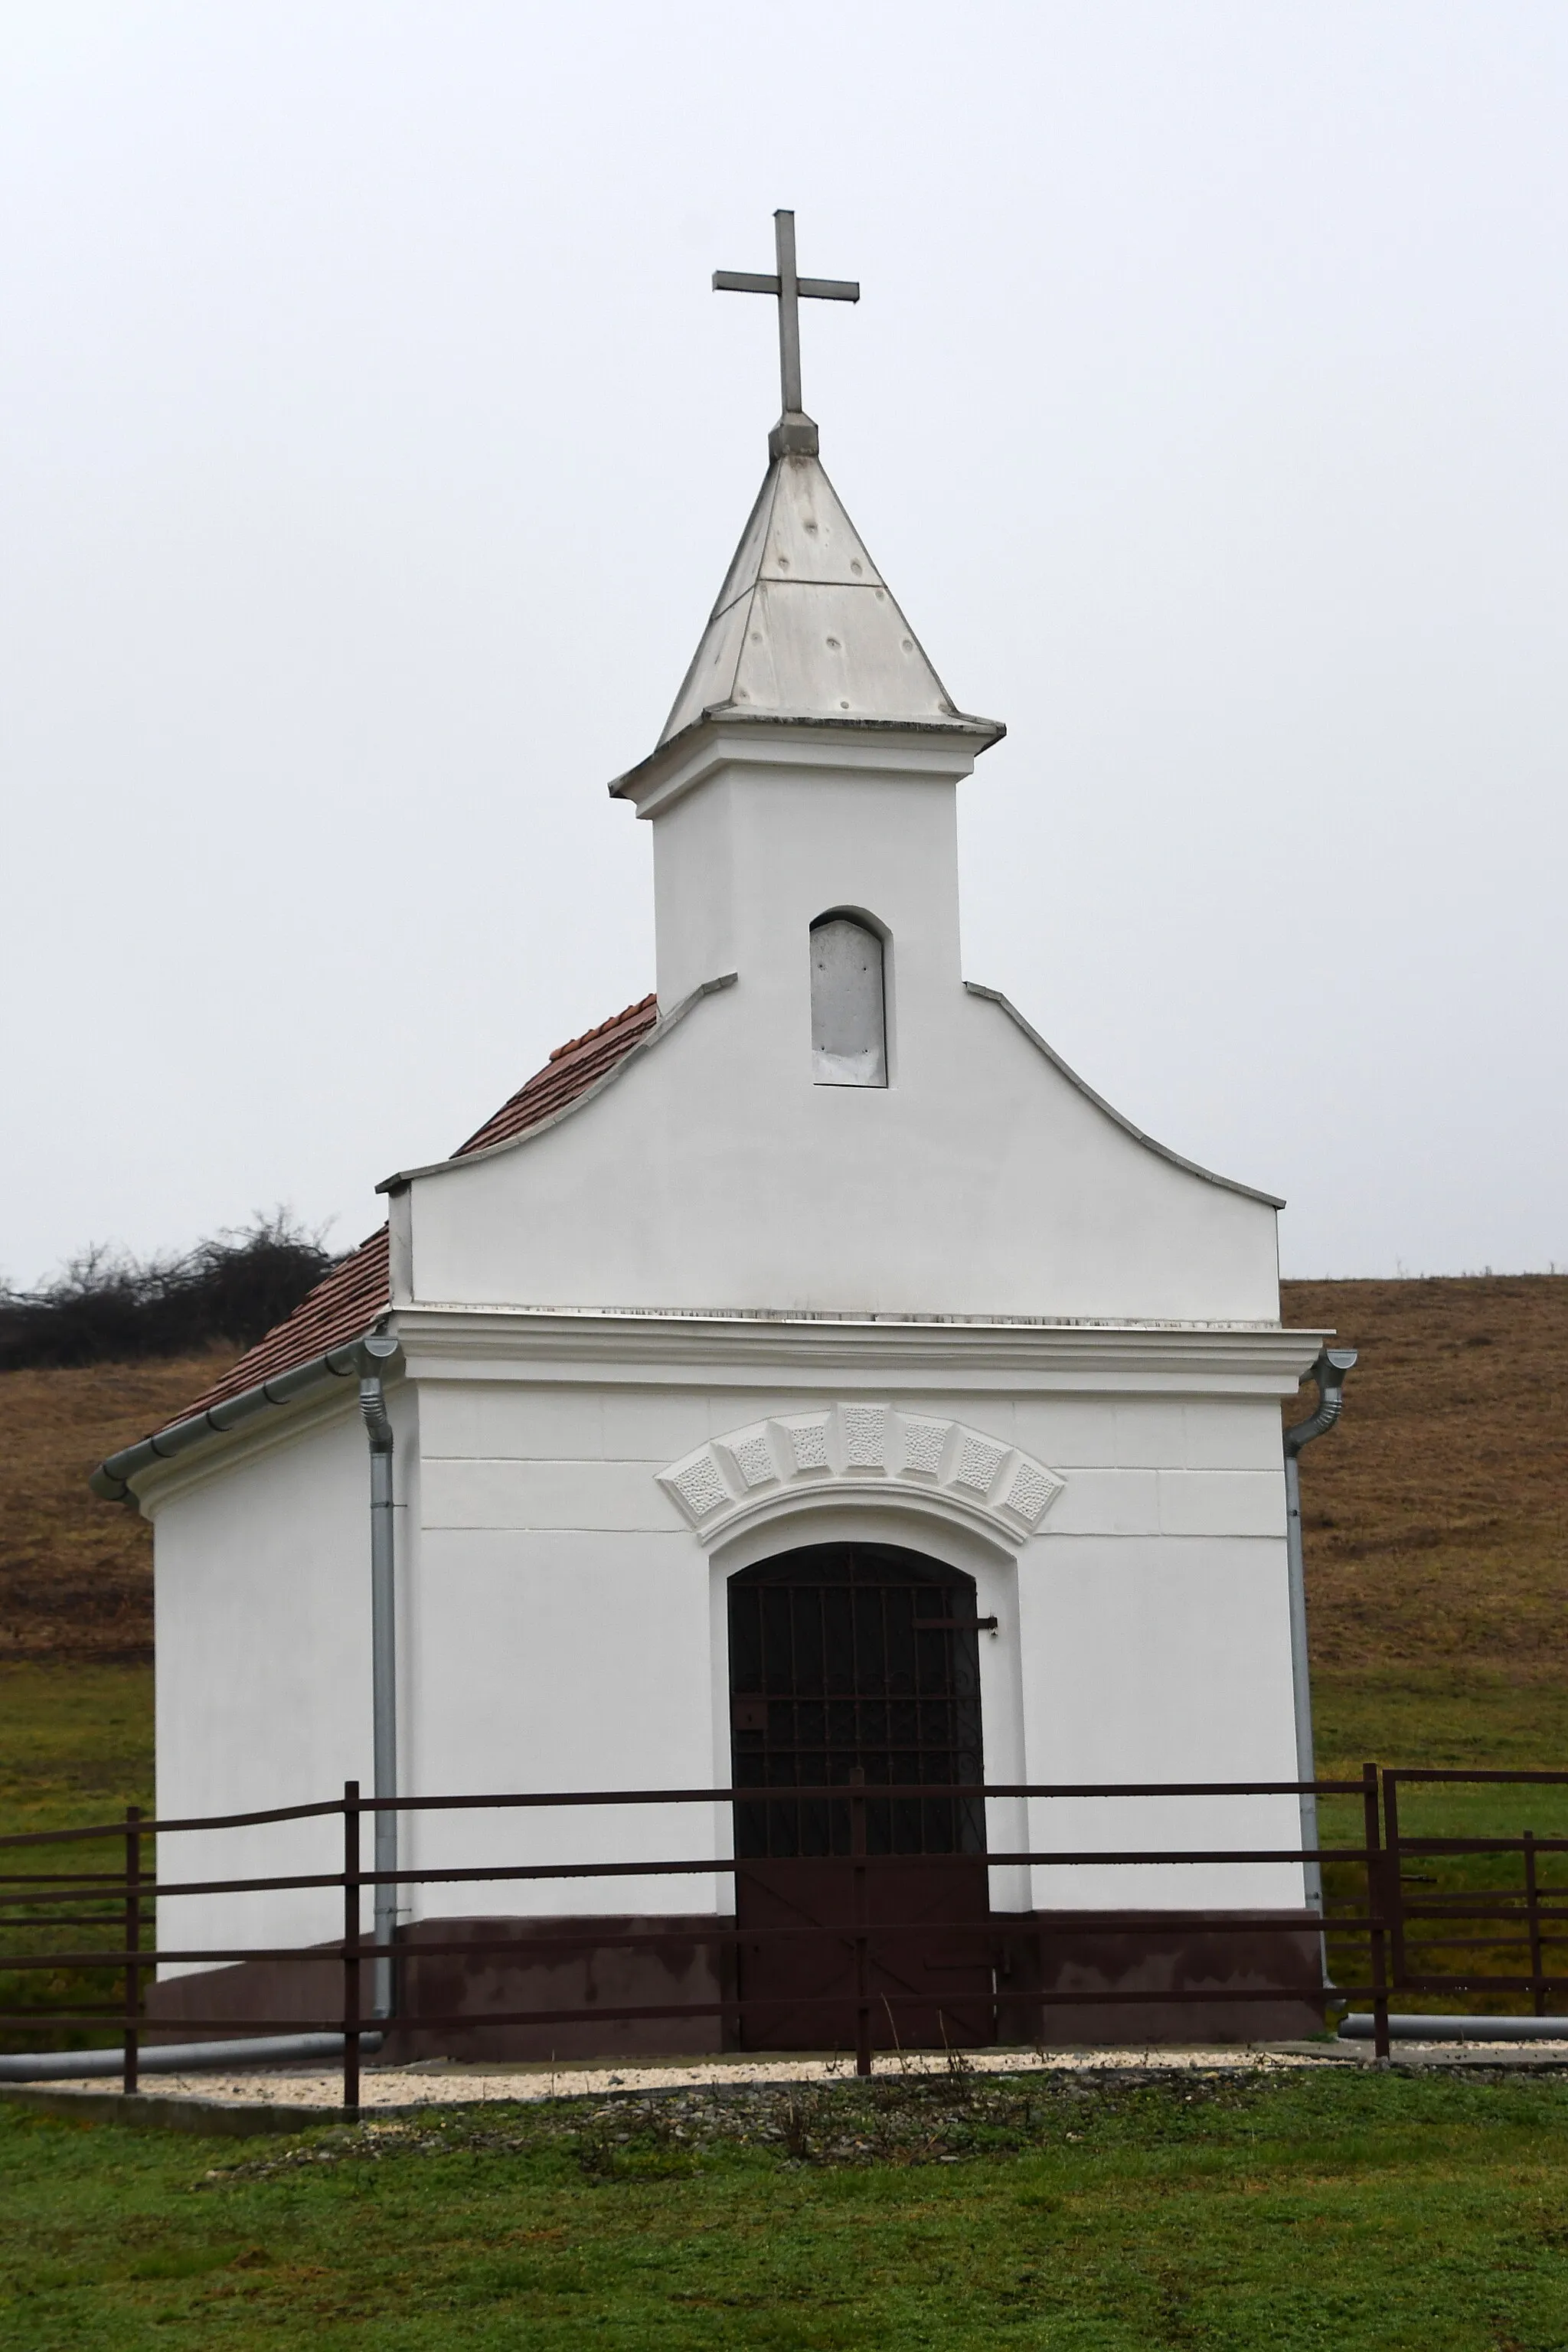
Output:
90 1331 394 1504
1282 1346 1357 1926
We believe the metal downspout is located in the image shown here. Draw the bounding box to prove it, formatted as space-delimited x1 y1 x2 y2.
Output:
359 1332 400 2022
1284 1346 1357 1916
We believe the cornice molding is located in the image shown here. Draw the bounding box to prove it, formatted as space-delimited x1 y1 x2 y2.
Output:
610 714 997 818
391 1307 1329 1395
659 1402 1063 1551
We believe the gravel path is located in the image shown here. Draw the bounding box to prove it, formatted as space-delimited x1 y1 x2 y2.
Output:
51 2044 1354 2109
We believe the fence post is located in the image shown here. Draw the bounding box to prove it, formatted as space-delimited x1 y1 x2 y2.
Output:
1362 1763 1390 2063
1525 1830 1545 2017
343 1780 361 2117
850 1768 871 2079
1382 1772 1407 1991
122 1805 142 2097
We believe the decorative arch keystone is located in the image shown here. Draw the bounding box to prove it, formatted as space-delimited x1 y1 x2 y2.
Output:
658 1404 1064 1548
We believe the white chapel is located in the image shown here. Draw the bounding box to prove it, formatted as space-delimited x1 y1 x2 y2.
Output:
96 215 1337 2054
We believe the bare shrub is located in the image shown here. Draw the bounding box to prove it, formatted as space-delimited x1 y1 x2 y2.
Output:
0 1210 339 1371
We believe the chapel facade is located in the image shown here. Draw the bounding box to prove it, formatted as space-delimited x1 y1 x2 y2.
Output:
100 220 1334 2051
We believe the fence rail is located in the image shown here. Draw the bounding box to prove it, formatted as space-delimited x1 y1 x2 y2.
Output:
5 1766 1568 2112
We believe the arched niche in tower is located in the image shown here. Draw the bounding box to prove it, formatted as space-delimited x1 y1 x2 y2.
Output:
809 912 887 1087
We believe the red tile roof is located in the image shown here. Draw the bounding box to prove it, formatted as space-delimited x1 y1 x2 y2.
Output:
452 995 657 1158
175 1226 394 1420
162 993 656 1429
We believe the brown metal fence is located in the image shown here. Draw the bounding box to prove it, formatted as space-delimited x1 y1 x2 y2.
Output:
4 1769 1566 2114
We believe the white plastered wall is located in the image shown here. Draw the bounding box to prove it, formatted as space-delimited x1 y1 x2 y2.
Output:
400 741 1281 1324
147 1384 416 1978
1014 1393 1303 1912
141 1347 1307 1979
398 1361 1305 1926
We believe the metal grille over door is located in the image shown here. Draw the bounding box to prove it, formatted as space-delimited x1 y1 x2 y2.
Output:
728 1543 992 2052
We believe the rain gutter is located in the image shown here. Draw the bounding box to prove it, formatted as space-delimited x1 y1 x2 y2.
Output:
1285 1346 1357 1914
90 1335 385 1502
359 1332 400 2019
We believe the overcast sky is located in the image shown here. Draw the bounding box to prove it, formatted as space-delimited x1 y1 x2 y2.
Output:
3 2 1565 1289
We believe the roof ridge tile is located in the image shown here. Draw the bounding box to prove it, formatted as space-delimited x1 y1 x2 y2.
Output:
547 993 658 1062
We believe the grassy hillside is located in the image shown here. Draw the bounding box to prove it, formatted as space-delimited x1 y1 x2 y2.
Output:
0 1279 1564 1828
1281 1276 1568 1775
0 1353 227 1841
0 1349 230 1664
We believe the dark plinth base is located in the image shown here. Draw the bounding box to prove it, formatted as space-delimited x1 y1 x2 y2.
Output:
995 1912 1327 2046
144 1915 730 2063
387 1916 730 2062
144 1954 344 2045
144 1909 1325 2060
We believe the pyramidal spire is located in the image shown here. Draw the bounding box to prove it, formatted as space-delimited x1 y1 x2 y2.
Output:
658 449 984 743
612 212 1002 798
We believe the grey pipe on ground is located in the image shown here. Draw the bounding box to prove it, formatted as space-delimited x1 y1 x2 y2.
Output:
1340 2014 1568 2042
0 2031 383 2082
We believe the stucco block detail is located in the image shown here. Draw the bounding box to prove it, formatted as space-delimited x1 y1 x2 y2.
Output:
840 1406 888 1469
779 1414 831 1473
670 1455 730 1521
1003 1461 1057 1529
657 1405 1064 1547
717 1425 779 1492
956 1434 1008 1495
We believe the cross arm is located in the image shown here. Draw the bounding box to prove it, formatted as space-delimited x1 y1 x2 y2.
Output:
713 270 859 302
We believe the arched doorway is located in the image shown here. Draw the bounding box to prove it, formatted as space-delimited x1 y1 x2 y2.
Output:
727 1540 995 2053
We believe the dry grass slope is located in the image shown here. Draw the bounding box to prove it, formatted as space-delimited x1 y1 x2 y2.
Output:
0 1351 230 1661
1281 1276 1568 1680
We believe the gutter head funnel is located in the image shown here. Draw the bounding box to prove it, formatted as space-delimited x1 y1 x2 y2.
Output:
1286 1346 1358 1457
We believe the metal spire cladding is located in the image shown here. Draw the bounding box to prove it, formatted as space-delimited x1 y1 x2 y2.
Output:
653 211 1000 753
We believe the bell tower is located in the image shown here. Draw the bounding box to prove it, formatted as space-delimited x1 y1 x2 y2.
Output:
609 212 1003 1071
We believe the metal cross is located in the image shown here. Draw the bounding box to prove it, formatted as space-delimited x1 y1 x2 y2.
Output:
714 211 858 428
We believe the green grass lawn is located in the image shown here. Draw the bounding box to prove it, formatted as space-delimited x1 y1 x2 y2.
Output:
1315 1669 1568 1783
8 2068 1568 2350
1314 1669 1568 2017
0 1664 154 2055
0 1661 153 1841
5 1619 1568 2344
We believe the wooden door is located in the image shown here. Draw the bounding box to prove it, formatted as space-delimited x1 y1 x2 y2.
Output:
729 1543 994 2052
